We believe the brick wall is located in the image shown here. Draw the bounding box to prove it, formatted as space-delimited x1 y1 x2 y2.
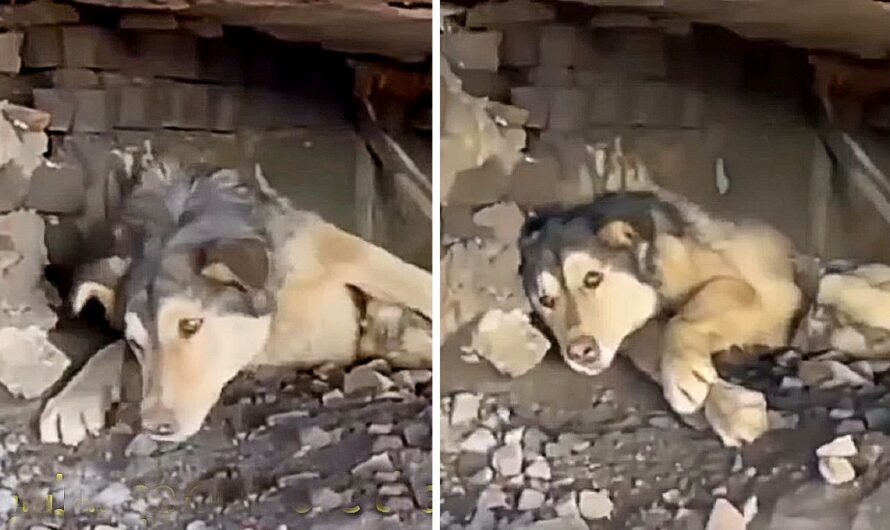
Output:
0 11 431 269
442 3 875 260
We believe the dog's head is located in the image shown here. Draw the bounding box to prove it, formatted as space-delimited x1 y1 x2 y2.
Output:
73 170 275 441
519 198 665 376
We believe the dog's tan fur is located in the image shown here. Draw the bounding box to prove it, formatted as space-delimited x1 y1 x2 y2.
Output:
41 213 431 445
616 220 802 414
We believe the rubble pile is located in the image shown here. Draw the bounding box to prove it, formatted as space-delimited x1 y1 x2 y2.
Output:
2 359 433 529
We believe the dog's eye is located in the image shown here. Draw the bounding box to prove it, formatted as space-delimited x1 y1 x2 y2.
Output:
583 271 603 289
178 318 204 338
539 295 556 309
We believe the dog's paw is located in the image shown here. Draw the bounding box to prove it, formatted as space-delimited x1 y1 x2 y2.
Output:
704 380 768 447
661 350 718 415
40 385 115 446
359 300 432 369
39 341 125 446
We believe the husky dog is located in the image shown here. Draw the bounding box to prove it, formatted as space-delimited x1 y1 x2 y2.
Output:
519 190 803 415
40 162 431 444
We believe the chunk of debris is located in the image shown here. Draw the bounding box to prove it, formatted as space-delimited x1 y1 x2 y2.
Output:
124 434 158 457
343 365 394 394
451 392 482 426
799 360 873 388
705 498 746 530
492 444 523 477
817 435 858 458
518 488 545 511
742 495 758 523
704 380 768 447
460 428 497 454
472 202 524 244
470 309 550 377
819 456 856 485
579 489 613 520
351 453 395 478
0 326 70 399
525 457 551 481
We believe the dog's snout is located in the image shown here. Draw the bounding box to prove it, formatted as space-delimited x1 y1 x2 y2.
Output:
567 336 600 360
141 407 179 438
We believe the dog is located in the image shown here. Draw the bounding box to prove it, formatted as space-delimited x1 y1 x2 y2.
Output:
518 190 804 416
40 161 432 445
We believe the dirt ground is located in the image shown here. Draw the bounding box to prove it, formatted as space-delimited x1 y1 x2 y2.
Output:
440 317 890 530
0 317 432 530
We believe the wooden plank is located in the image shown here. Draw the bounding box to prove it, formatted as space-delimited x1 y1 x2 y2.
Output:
808 135 832 259
354 138 376 241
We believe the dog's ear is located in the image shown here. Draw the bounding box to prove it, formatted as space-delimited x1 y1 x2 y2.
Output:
596 220 641 248
199 238 269 291
71 256 131 321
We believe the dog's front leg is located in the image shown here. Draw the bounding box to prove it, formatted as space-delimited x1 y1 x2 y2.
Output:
660 277 760 415
40 341 125 446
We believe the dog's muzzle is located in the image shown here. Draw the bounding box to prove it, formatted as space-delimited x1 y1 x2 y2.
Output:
564 336 611 375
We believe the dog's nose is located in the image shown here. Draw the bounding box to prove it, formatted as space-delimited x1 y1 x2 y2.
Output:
567 336 600 360
141 407 179 437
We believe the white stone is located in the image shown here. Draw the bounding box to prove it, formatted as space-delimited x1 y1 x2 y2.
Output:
817 435 858 458
704 380 768 447
471 309 550 378
579 489 613 520
525 457 551 480
460 428 497 454
451 392 482 426
518 488 545 511
493 444 523 477
819 456 856 485
0 326 69 399
705 498 746 530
